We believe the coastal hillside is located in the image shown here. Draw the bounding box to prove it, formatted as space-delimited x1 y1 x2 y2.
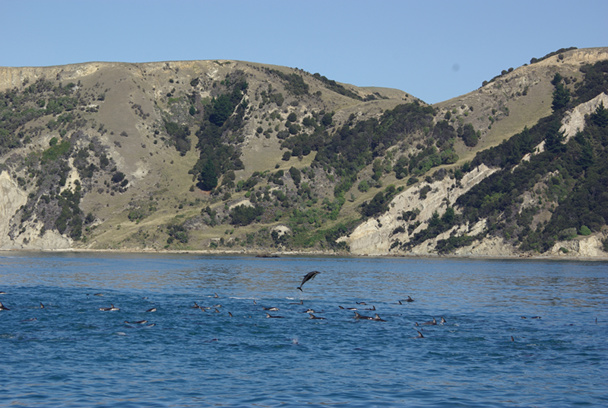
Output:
1 47 607 258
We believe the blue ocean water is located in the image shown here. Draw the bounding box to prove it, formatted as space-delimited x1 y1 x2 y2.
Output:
0 252 607 407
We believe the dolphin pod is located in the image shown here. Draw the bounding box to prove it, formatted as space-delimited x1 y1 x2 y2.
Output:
5 268 521 342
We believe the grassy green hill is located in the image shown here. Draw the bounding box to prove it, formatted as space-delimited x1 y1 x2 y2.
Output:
1 48 607 257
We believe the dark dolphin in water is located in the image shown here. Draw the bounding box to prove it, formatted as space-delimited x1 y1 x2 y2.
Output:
353 311 373 320
0 301 10 311
372 313 386 322
297 271 320 291
124 320 148 325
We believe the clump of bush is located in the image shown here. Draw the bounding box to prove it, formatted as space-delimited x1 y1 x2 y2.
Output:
229 205 264 226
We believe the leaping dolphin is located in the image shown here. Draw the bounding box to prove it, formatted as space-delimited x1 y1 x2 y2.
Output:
297 271 320 291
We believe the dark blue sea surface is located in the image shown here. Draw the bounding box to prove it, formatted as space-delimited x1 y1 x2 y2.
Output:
0 252 607 407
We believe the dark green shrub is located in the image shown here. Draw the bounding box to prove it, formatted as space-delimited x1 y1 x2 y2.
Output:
459 123 479 147
361 191 387 217
288 124 300 135
302 116 316 127
230 205 264 226
167 222 189 244
42 140 71 163
289 166 301 186
276 130 290 140
198 159 218 191
419 185 432 199
111 171 126 183
358 180 369 192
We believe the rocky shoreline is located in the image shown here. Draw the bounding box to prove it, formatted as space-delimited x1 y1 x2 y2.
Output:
2 246 607 262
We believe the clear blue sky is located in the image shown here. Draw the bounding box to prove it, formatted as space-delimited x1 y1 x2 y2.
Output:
2 0 607 104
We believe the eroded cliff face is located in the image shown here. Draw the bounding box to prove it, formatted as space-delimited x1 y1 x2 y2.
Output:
340 164 499 256
0 171 27 248
0 171 71 250
561 92 608 141
549 233 608 258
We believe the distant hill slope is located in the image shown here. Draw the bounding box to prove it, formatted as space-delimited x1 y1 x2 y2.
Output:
1 48 607 258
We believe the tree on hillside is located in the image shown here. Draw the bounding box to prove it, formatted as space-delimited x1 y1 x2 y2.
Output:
458 123 479 147
591 102 608 127
198 159 218 191
545 120 566 153
551 73 570 111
